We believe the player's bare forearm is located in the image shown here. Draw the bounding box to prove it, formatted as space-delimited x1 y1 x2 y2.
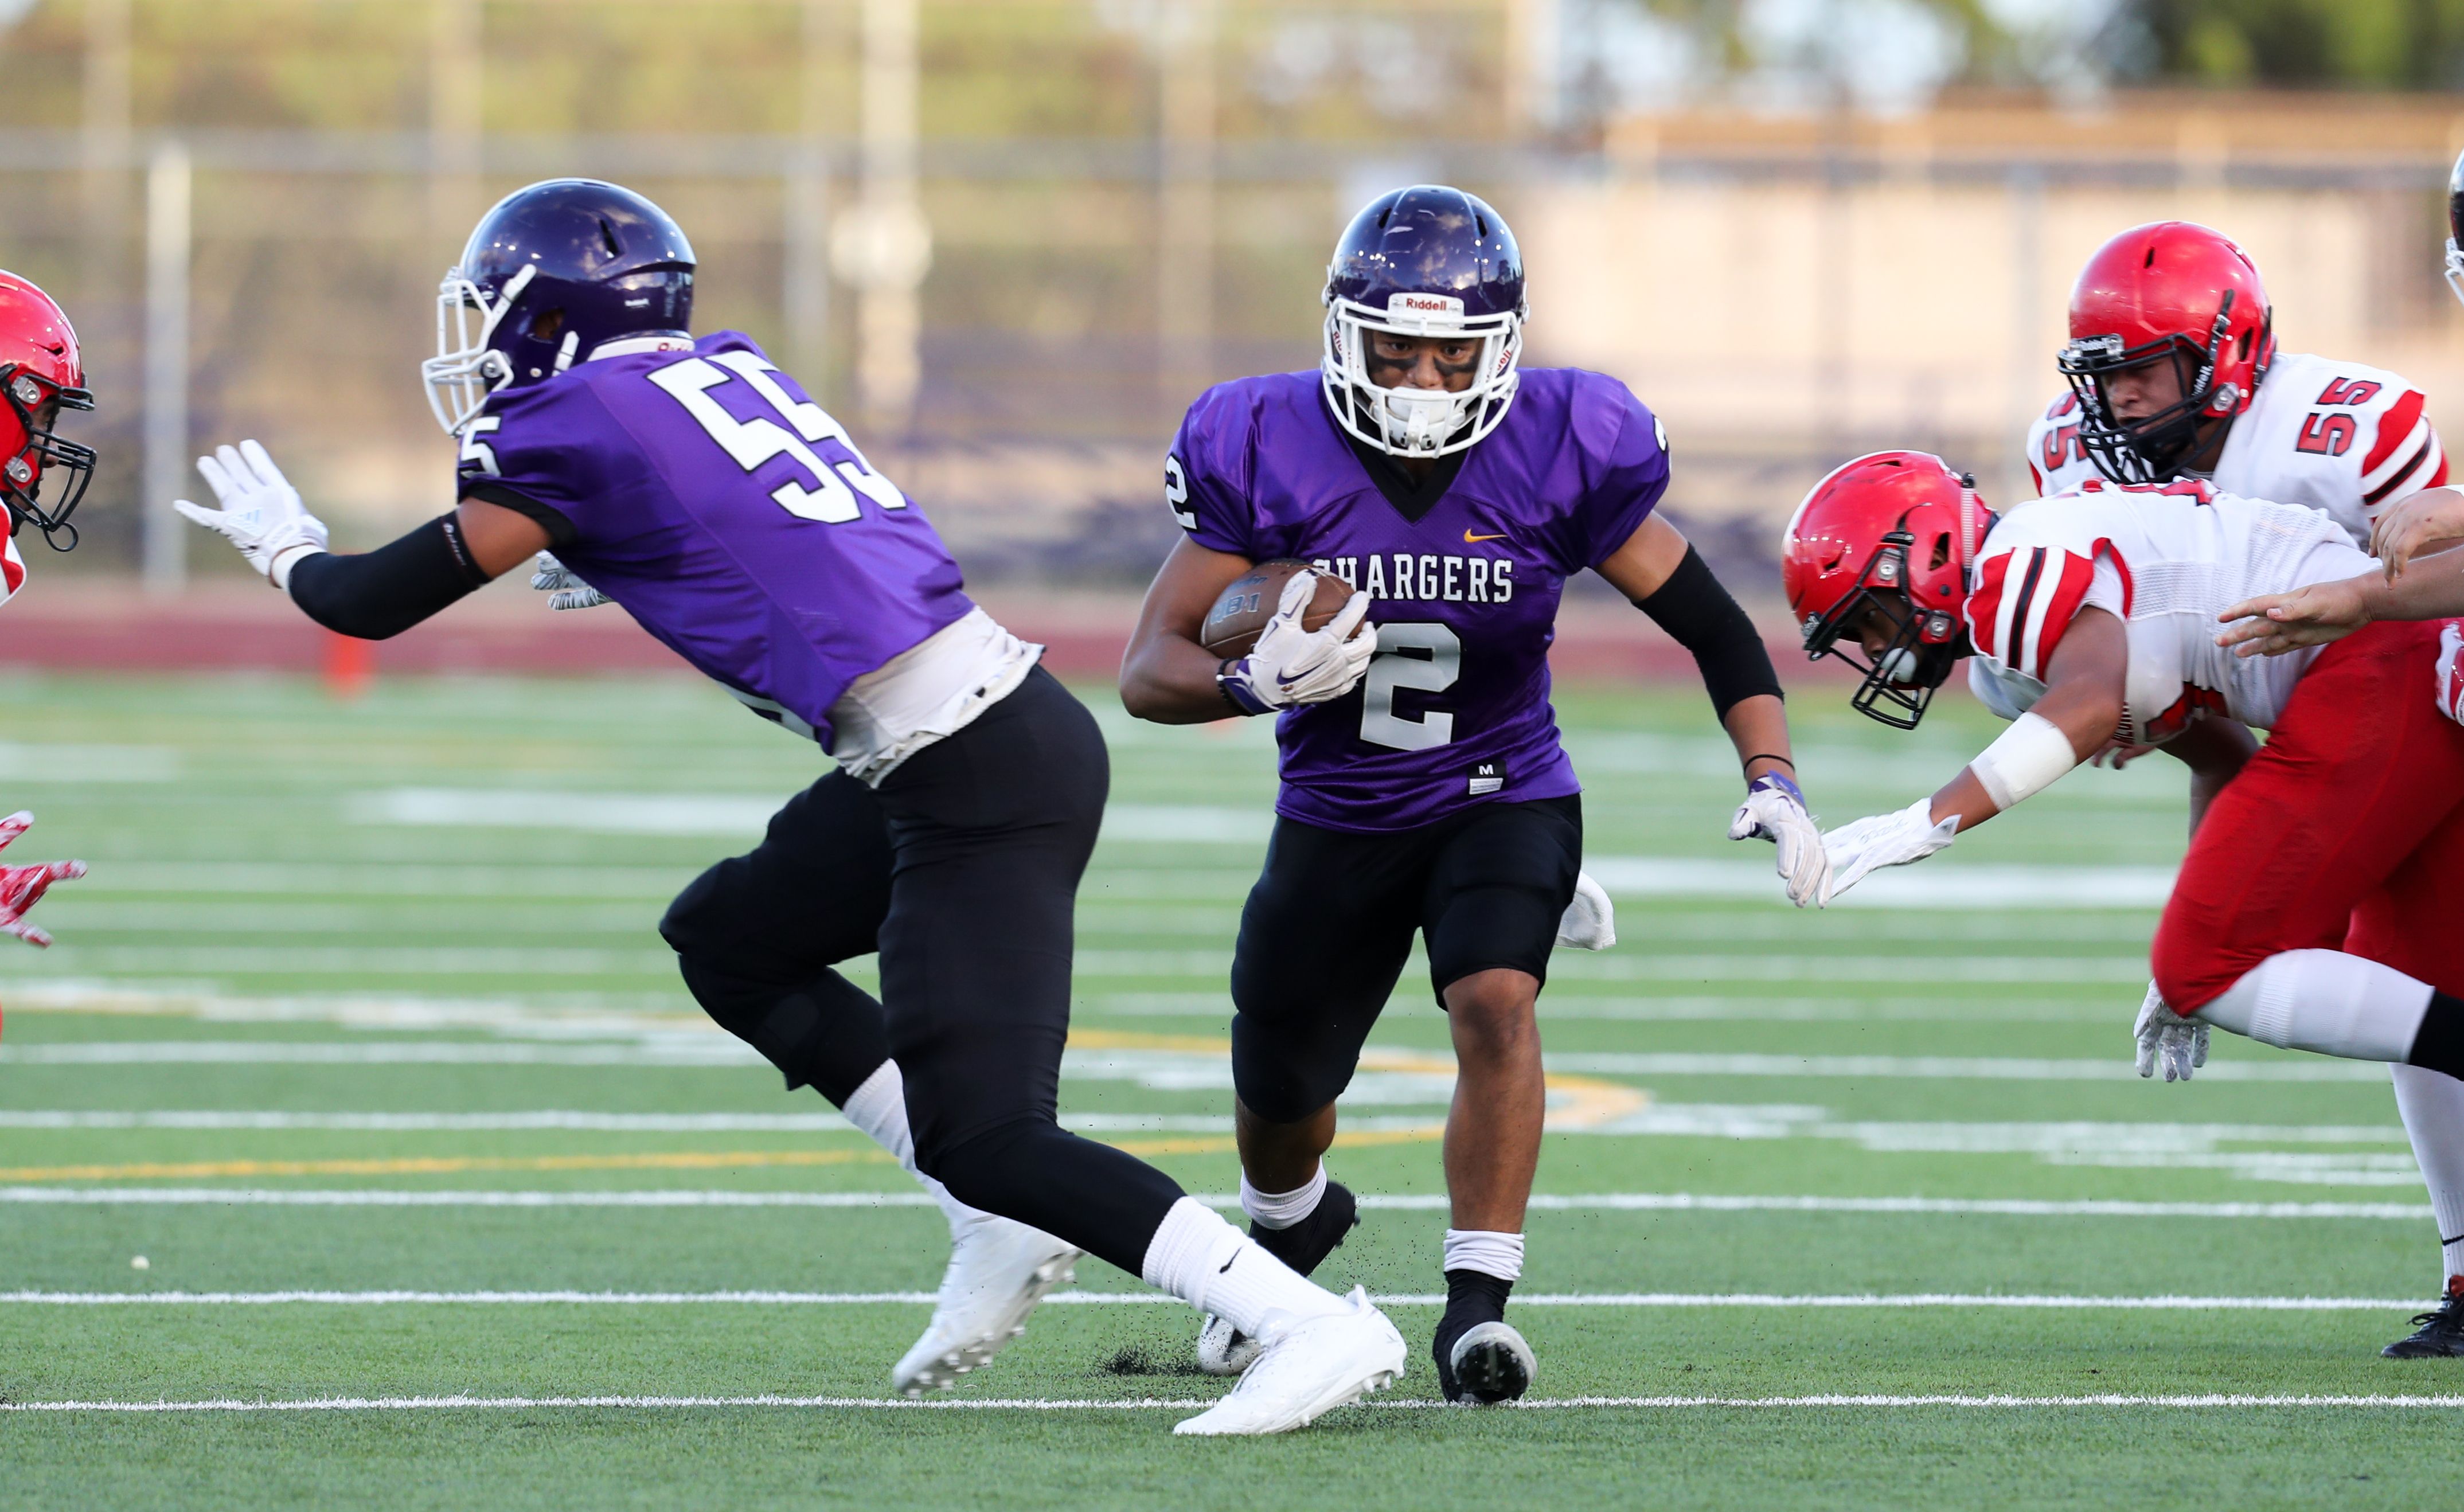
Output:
2161 716 2258 835
1928 607 2124 830
1120 536 1258 723
2217 546 2464 658
1719 694 1794 786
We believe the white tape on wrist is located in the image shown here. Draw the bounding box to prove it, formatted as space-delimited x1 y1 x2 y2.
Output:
1967 710 2079 811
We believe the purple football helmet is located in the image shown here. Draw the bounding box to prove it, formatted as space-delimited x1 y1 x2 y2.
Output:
1320 185 1527 458
423 178 697 435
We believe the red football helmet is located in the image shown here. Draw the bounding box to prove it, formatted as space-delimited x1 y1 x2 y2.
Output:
1782 450 1992 729
0 273 94 551
2057 221 2273 485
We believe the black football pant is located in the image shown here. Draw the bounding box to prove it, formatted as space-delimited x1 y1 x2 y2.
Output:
660 666 1184 1277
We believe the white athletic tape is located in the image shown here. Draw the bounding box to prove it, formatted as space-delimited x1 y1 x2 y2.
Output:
0 1290 2427 1310
0 1189 2430 1220
9 1393 2464 1414
1968 712 2081 812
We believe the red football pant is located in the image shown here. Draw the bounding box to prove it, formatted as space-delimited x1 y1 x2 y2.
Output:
2153 619 2464 1013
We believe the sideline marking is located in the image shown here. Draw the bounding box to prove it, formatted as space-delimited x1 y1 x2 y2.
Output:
0 1150 895 1182
0 1290 2428 1310
9 1393 2464 1414
0 1188 2433 1221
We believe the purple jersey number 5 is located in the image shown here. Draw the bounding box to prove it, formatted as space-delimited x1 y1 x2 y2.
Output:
646 350 904 523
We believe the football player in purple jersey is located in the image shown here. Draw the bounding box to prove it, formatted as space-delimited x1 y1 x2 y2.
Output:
1121 185 1827 1402
174 178 1410 1436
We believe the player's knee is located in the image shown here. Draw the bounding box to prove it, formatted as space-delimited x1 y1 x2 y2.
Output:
657 861 739 959
1443 969 1540 1051
1227 1024 1360 1132
2150 918 2247 1014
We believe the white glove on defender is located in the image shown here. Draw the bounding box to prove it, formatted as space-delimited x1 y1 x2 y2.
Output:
530 552 610 612
1220 572 1376 713
1555 869 1615 950
1817 797 1959 907
173 440 329 590
2133 981 2208 1083
1728 771 1828 909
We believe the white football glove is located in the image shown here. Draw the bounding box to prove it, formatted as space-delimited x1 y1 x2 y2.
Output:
1555 869 1615 951
2133 981 2208 1083
1217 572 1376 714
1728 770 1828 909
1817 797 1959 907
172 440 329 590
530 552 610 612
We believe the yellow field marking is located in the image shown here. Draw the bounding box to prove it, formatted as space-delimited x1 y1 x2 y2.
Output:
0 1150 899 1182
0 1022 1645 1179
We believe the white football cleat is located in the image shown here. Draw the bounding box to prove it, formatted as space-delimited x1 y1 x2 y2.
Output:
891 1215 1080 1397
1172 1288 1406 1436
1194 1312 1264 1377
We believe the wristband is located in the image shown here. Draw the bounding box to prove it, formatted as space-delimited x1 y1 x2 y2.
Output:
1216 658 1271 717
1968 710 2078 811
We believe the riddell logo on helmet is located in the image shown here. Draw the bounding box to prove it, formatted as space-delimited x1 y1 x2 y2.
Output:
1388 294 1465 318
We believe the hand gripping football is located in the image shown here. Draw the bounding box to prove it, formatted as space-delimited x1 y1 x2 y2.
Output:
1200 560 1353 659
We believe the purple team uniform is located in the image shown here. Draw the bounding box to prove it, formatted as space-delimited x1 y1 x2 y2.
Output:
457 330 971 747
1170 366 1670 831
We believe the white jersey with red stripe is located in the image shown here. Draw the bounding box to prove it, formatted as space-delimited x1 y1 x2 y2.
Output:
0 530 21 608
2022 351 2447 549
1965 476 2371 740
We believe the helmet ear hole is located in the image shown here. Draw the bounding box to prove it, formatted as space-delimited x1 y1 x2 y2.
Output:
529 308 564 342
1929 533 1951 572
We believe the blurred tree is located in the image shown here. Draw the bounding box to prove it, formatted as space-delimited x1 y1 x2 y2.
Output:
2130 0 2464 88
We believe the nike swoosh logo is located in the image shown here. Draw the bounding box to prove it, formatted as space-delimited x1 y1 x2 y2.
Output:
1217 1252 1240 1275
1463 530 1509 544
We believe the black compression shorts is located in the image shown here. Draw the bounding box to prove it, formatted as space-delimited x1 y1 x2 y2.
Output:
1228 794 1582 1124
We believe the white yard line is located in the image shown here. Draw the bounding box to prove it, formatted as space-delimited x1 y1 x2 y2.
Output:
9 1393 2464 1414
0 1290 2429 1309
0 1189 2431 1220
6 1042 2385 1080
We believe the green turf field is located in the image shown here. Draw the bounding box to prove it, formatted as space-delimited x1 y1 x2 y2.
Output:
2 669 2459 1509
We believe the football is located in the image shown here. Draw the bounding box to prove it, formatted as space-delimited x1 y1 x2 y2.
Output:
1199 560 1352 659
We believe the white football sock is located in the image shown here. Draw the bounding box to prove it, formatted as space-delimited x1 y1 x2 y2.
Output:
1442 1229 1526 1283
839 1058 983 1231
1240 1167 1326 1231
2192 950 2433 1062
1141 1195 1349 1337
2393 1062 2464 1287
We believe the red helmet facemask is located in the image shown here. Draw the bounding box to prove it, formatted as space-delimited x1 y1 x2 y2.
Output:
0 273 95 552
2057 221 2272 486
1782 451 1992 730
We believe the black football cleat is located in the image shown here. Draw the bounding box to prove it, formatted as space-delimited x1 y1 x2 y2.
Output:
2384 1279 2464 1359
1439 1319 1537 1405
1432 1268 1530 1404
1193 1181 1362 1376
1249 1179 1361 1275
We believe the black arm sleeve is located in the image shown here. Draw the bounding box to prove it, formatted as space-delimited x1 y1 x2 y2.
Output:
286 514 494 641
1632 544 1784 720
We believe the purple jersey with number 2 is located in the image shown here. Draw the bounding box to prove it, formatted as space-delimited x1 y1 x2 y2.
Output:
1171 368 1669 831
456 331 971 748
